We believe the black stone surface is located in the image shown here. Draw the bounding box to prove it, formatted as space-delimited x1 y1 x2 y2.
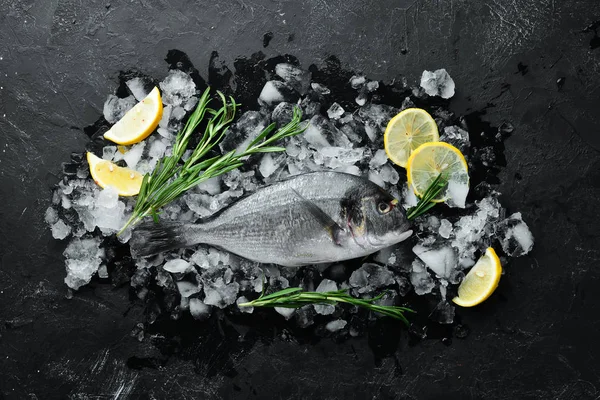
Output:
1 1 600 398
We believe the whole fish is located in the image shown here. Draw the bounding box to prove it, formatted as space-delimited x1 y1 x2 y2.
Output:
129 171 413 266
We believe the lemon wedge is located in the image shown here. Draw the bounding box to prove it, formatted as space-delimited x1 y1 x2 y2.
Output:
384 108 439 168
103 87 163 145
452 248 502 307
87 152 144 196
406 142 469 207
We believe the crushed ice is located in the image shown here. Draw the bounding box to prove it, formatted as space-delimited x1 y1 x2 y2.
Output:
48 60 534 331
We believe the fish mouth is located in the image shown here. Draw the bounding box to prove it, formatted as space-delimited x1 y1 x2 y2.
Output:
367 229 413 248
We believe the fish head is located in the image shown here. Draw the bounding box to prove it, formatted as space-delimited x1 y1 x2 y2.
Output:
341 184 413 250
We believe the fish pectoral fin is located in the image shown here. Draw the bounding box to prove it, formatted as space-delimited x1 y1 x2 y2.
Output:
290 189 344 246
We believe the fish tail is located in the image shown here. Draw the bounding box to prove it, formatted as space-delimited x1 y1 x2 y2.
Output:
129 221 205 258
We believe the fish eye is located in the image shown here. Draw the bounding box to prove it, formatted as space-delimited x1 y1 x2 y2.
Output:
377 201 391 214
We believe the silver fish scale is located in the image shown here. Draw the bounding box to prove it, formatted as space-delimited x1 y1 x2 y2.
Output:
193 172 364 266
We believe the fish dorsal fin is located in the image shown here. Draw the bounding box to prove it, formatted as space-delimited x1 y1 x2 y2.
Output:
290 188 344 246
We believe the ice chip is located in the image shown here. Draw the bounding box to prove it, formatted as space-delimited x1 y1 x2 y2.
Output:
51 219 71 240
163 259 192 274
369 149 388 169
420 69 455 99
439 219 453 239
275 307 296 319
326 319 348 332
368 170 385 188
366 81 379 92
311 82 330 95
63 237 105 290
413 241 458 281
314 279 337 315
123 142 146 170
445 179 469 209
103 95 136 124
159 70 196 106
350 75 366 89
203 278 240 308
189 298 212 321
237 296 254 313
327 102 345 120
45 207 59 225
149 138 168 159
498 212 534 257
97 186 119 209
410 259 435 295
126 77 153 101
102 146 117 161
196 176 222 195
432 300 455 324
259 153 280 178
176 281 201 298
220 111 268 153
379 164 400 184
304 116 332 149
272 102 295 126
275 63 311 95
440 126 470 153
259 80 298 106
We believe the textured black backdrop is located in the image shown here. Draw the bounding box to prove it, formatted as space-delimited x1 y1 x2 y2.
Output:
1 1 600 399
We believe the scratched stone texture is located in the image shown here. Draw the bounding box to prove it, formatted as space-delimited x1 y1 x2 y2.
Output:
1 0 600 399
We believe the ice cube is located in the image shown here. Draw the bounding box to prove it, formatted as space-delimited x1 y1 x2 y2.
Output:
275 63 311 95
311 82 330 95
176 281 201 298
203 278 240 308
379 164 400 184
498 212 534 257
326 319 348 332
366 81 379 92
123 142 146 170
369 149 388 169
159 70 196 106
350 263 395 294
97 186 119 209
355 93 367 106
163 259 192 274
327 102 345 120
439 219 453 239
314 279 337 315
358 103 399 139
258 80 298 106
368 170 385 188
220 111 268 153
196 176 221 196
432 299 455 324
304 116 332 149
45 207 59 225
237 296 254 313
350 75 366 89
98 264 109 279
413 241 458 281
63 237 105 290
51 220 71 240
159 105 172 129
189 298 212 321
259 153 280 178
440 126 470 153
420 69 455 99
102 146 117 161
275 307 296 319
444 177 469 209
149 138 168 159
103 95 136 124
126 77 153 101
410 259 435 295
272 102 295 126
171 106 186 121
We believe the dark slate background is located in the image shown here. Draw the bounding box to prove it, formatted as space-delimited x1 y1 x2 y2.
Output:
1 0 600 398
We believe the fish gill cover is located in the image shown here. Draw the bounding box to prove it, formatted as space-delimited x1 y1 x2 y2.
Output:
46 50 533 344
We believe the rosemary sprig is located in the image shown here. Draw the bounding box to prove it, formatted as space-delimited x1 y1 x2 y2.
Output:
406 173 448 220
118 87 305 234
238 287 415 325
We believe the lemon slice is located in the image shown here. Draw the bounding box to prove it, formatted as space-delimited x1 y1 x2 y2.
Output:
87 152 144 196
384 108 439 167
452 248 502 307
103 87 163 145
406 142 469 207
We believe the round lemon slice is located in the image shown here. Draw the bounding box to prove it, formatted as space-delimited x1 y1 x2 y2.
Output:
103 87 163 145
384 108 439 168
452 247 502 307
406 142 469 207
87 152 144 196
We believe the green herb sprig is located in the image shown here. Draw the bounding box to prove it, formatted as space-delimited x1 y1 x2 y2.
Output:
118 87 305 234
238 287 415 325
406 173 448 220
